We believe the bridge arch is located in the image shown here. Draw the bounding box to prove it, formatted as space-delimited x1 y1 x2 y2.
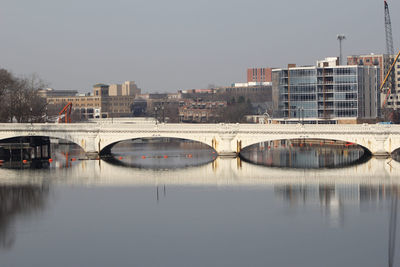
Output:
99 135 216 156
239 136 373 154
0 134 85 152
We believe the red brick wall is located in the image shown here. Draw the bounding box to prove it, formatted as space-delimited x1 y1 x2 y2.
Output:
247 68 273 83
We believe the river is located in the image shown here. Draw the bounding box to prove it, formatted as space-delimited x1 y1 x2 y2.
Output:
0 139 399 267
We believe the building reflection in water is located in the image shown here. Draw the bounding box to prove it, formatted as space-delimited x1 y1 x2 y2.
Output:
275 184 400 228
156 185 167 203
240 140 370 168
275 183 400 266
0 185 49 249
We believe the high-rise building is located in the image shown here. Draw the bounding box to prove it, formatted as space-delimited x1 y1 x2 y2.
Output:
109 81 141 96
247 68 273 83
93 83 109 97
272 57 380 124
122 81 141 96
109 84 122 96
347 54 400 108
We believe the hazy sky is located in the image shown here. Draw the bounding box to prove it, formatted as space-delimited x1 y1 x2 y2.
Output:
1 0 399 93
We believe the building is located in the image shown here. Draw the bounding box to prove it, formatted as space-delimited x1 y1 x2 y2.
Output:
247 68 273 83
108 81 141 97
37 88 78 98
347 54 400 108
46 82 139 119
272 57 380 124
122 81 141 96
178 99 227 123
216 84 272 103
109 84 122 96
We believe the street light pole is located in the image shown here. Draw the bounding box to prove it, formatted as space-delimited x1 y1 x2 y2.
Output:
297 107 300 124
161 102 165 123
337 34 346 65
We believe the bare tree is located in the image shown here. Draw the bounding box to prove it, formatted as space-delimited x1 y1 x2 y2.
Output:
0 69 47 122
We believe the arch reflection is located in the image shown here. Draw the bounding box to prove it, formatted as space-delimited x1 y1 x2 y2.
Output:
240 139 371 168
103 138 216 169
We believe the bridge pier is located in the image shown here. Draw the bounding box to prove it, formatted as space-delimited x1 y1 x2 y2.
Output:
373 133 390 158
218 151 238 158
217 124 239 158
85 152 99 160
83 133 100 160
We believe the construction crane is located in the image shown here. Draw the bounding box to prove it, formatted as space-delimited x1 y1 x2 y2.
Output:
384 1 394 56
383 0 394 55
57 102 73 123
381 50 400 107
382 1 396 110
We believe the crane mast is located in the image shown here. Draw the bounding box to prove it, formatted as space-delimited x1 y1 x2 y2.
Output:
384 0 394 56
382 1 396 110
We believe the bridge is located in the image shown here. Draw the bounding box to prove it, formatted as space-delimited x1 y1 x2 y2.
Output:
0 122 399 158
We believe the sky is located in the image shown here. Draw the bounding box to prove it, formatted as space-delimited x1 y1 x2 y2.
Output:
1 0 399 93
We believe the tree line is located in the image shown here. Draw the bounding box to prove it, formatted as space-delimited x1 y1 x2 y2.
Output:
0 68 46 123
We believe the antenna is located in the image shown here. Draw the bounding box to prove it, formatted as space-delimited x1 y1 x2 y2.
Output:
337 34 346 65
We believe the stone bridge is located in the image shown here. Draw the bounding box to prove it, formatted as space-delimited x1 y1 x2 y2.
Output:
0 122 399 158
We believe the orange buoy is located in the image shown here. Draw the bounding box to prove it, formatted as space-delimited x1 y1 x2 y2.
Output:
48 158 53 163
23 160 27 164
119 156 123 160
164 155 168 159
142 156 146 159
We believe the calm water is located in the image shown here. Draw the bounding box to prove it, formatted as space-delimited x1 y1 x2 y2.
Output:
0 140 400 267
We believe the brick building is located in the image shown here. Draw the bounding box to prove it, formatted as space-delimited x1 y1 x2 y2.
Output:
178 100 227 123
247 68 273 83
46 82 140 119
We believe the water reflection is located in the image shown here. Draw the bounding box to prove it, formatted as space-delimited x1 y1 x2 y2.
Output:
0 157 399 266
1 141 400 266
0 184 49 249
392 150 400 163
107 139 216 169
240 140 370 168
275 183 400 225
0 142 85 170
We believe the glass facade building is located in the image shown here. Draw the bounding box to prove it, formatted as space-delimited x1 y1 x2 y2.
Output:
272 62 380 123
